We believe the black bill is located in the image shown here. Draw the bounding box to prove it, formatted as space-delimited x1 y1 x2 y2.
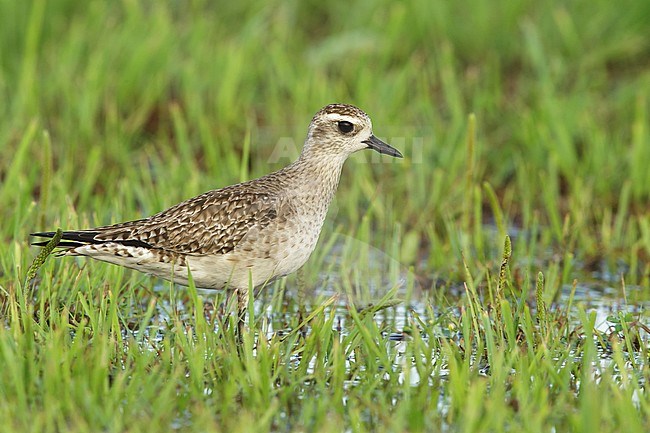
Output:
363 135 403 158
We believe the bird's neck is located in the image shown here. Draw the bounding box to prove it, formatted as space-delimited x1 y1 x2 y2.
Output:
282 151 347 203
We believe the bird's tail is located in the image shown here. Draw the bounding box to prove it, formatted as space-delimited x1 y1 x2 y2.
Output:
30 231 102 248
30 230 152 250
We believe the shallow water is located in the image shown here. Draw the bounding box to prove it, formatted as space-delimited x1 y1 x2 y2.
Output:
137 271 650 355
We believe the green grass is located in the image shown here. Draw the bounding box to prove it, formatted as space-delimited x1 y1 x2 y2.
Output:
1 0 650 431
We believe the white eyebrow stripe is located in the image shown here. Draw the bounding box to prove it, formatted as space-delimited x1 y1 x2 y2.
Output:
321 111 373 131
323 113 359 123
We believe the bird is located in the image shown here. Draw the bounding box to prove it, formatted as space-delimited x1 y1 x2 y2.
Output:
31 103 403 336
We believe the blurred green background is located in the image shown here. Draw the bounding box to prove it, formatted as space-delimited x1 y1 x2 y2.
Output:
2 0 650 288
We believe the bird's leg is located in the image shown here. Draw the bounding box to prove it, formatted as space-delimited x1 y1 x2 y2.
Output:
235 288 249 344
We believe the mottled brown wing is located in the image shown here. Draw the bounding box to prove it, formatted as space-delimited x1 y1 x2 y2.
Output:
92 188 279 255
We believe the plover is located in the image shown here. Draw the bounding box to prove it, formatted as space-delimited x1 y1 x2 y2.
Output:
31 103 403 333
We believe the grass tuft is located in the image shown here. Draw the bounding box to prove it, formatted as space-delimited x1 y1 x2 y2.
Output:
23 228 61 287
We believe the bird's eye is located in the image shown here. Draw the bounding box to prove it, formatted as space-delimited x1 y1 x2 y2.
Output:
337 121 354 133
